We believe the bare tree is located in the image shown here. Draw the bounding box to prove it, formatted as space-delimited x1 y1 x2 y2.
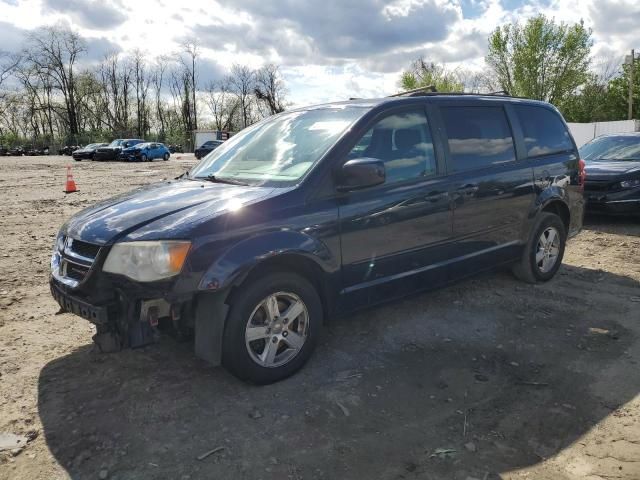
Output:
25 25 86 137
180 39 199 131
254 64 286 115
0 51 20 99
151 56 169 139
227 64 255 129
204 79 240 131
132 49 151 137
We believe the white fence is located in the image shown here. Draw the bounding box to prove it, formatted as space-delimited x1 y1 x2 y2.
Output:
568 120 640 147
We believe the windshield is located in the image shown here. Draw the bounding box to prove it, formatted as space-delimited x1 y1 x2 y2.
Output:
580 136 640 161
109 140 123 147
189 107 367 186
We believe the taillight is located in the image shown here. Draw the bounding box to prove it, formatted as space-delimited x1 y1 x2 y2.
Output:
578 158 586 191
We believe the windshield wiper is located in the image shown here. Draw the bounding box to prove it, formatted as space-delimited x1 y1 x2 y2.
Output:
200 174 249 186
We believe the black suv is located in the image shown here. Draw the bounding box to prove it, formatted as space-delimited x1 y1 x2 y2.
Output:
50 94 584 384
94 139 145 161
195 139 224 159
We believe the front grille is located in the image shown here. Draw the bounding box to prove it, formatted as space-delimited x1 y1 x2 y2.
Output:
56 237 101 286
66 263 90 281
70 239 100 259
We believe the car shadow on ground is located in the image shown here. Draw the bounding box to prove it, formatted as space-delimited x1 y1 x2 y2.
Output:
584 213 640 236
38 264 639 480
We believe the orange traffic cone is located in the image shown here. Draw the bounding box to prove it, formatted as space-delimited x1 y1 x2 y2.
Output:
64 165 78 193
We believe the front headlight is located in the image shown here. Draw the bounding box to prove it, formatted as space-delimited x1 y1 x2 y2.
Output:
103 241 191 282
620 178 640 189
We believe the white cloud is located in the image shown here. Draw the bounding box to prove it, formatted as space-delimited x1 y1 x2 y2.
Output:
0 0 637 105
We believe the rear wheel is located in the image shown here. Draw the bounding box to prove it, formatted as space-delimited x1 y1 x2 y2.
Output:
222 272 322 384
512 212 566 283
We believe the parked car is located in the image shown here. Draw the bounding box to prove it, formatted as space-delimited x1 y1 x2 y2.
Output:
8 146 25 156
121 142 171 162
50 93 584 384
580 133 640 215
25 145 50 156
58 145 80 155
168 144 183 154
72 143 108 161
94 139 145 161
194 140 224 159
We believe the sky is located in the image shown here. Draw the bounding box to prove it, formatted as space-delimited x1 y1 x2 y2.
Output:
0 0 639 106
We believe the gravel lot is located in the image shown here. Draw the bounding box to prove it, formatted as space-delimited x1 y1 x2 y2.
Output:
0 155 639 480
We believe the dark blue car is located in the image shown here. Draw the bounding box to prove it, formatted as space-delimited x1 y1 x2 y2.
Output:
580 133 640 215
121 142 171 162
50 93 584 383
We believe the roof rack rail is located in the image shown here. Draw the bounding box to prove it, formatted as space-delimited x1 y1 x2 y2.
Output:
389 85 437 97
388 88 516 99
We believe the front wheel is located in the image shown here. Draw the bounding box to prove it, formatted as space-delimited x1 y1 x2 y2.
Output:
222 272 322 384
140 154 147 162
163 152 170 161
512 212 566 283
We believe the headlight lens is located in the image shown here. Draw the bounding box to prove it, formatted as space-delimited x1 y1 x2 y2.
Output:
103 241 191 282
620 178 640 189
55 232 65 252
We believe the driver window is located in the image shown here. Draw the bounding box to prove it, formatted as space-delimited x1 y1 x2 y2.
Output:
348 109 436 184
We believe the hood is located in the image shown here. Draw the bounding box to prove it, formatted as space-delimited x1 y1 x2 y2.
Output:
585 159 640 180
63 179 279 244
98 146 121 151
122 146 141 152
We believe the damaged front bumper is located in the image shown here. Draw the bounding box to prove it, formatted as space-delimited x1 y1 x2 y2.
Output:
50 275 194 352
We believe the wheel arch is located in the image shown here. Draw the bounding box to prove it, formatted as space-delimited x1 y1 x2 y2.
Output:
225 252 334 322
539 197 570 233
193 234 338 367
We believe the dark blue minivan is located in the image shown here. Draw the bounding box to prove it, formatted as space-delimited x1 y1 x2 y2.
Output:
50 93 585 383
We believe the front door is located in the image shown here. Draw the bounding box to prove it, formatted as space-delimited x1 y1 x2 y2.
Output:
337 107 455 307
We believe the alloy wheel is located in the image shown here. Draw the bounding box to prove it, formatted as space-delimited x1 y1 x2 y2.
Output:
245 292 309 368
536 226 560 273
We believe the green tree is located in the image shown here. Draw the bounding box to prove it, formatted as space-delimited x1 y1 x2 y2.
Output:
486 15 592 104
398 57 463 93
605 60 640 120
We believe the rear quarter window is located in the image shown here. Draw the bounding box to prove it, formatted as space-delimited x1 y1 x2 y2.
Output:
513 105 573 158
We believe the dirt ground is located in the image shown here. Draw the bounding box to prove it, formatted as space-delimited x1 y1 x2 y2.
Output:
0 154 639 480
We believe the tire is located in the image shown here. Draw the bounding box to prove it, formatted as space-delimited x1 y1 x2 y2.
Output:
512 212 566 283
163 152 170 161
222 271 322 384
140 154 147 162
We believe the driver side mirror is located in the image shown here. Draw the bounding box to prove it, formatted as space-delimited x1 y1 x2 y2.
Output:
336 158 385 192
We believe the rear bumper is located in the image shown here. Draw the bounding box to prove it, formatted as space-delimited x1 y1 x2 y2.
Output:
94 151 119 161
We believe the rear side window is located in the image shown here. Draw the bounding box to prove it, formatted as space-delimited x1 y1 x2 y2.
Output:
513 105 573 157
441 106 516 172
